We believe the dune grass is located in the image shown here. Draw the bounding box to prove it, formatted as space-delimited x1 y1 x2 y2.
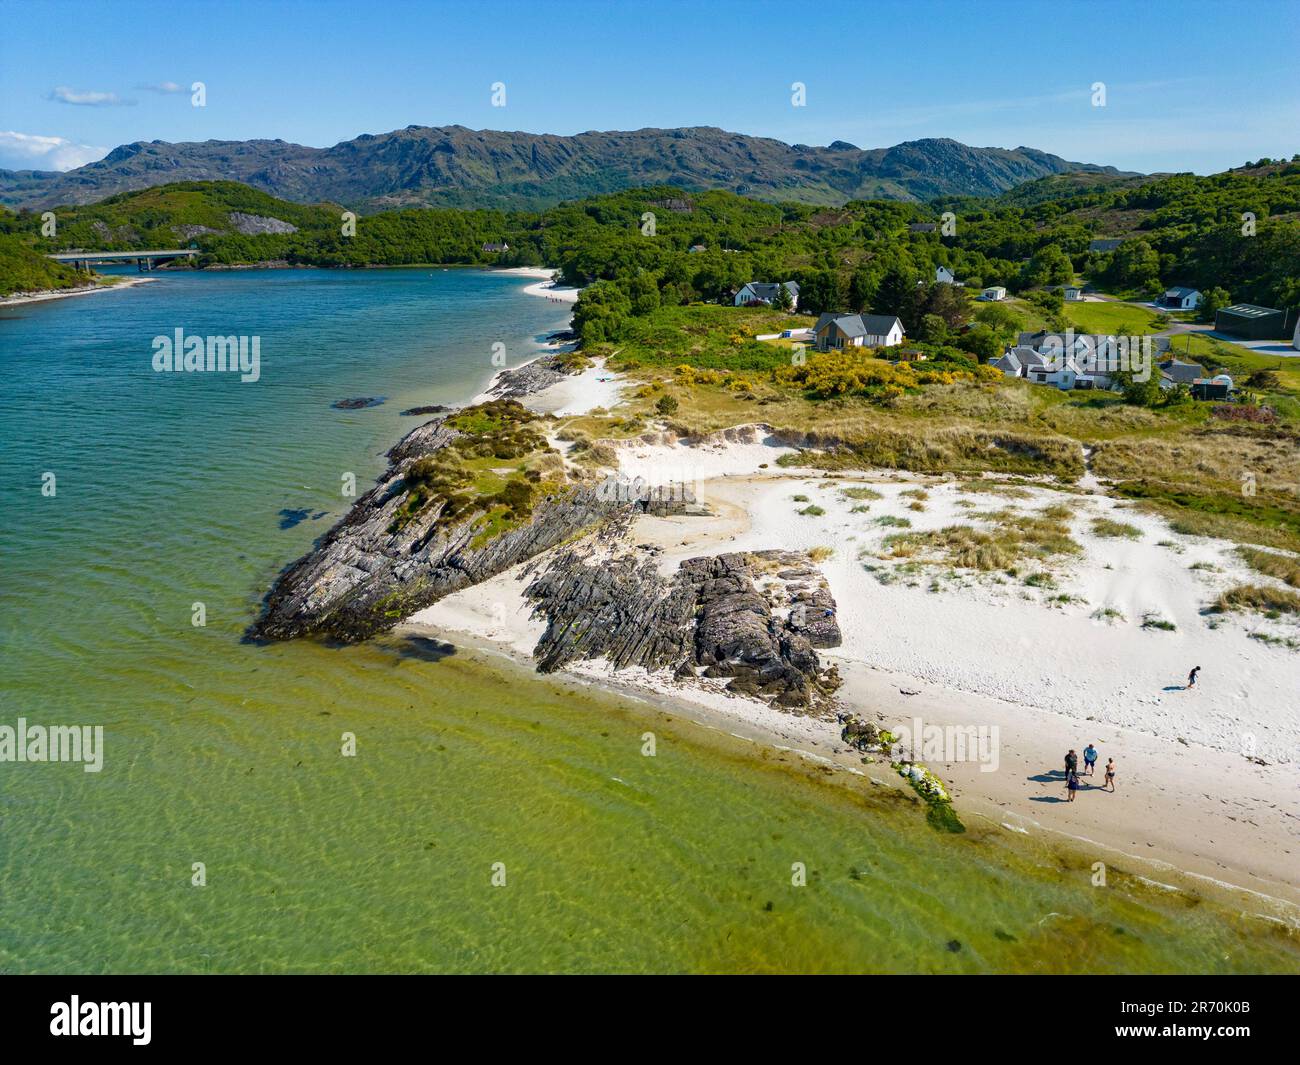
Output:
1211 584 1300 616
1092 517 1142 540
1237 547 1300 587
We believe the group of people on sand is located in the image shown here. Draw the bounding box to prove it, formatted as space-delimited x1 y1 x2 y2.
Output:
1063 745 1115 801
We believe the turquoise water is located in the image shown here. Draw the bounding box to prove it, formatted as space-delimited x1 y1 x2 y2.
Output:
1 268 1297 974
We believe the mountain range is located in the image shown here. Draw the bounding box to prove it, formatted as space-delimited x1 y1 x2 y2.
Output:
0 125 1134 213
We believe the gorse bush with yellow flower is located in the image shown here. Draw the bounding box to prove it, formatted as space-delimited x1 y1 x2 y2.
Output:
773 351 1001 400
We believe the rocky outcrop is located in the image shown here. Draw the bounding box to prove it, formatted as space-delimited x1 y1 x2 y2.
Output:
481 355 570 400
228 211 298 235
247 413 643 643
524 547 842 714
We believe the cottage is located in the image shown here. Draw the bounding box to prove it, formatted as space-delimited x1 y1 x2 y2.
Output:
935 265 956 284
734 281 799 310
688 244 707 254
1157 358 1206 390
481 241 509 254
1214 303 1292 340
908 223 938 234
813 312 905 351
1063 286 1084 302
1160 286 1202 311
981 286 1007 301
992 346 1048 377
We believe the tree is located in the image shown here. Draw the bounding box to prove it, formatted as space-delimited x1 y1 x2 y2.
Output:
773 281 794 312
1198 286 1230 323
918 313 948 344
974 302 1023 340
955 323 1002 362
1018 244 1074 290
847 267 875 312
875 265 918 322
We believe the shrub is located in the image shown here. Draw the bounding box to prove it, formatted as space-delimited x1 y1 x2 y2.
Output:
655 394 679 415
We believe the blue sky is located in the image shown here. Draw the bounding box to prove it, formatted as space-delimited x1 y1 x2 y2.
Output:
2 0 1296 176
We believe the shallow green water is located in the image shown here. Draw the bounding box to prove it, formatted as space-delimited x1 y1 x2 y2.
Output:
1 269 1296 973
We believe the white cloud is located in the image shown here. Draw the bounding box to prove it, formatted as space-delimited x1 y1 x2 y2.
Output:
48 85 135 107
0 131 108 172
137 81 186 94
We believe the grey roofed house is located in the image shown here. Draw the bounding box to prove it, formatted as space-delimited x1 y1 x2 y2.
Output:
813 312 904 349
814 312 902 337
1158 358 1206 385
908 222 938 233
993 346 1048 375
1089 238 1124 252
736 281 799 304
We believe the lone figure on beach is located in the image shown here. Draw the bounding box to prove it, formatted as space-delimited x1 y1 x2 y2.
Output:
1064 749 1078 777
1083 744 1098 776
1104 758 1116 792
1187 665 1201 689
1066 770 1079 802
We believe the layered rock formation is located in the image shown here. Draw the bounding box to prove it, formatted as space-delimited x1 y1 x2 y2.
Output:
525 547 842 714
248 413 639 642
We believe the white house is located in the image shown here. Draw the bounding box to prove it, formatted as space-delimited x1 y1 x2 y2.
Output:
734 281 799 309
935 265 956 284
1160 286 1202 311
814 312 905 351
1063 286 1084 302
981 286 1007 301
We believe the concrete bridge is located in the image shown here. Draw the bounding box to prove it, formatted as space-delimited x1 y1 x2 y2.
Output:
48 249 199 272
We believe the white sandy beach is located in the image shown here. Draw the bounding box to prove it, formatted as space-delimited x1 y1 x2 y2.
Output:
409 342 1300 908
495 266 583 304
410 270 1300 909
0 275 158 307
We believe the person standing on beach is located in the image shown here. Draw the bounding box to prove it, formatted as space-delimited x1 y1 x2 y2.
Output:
1104 758 1116 792
1064 749 1078 778
1066 770 1079 802
1187 665 1201 689
1083 744 1098 776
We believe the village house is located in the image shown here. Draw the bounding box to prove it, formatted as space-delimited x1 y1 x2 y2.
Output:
734 281 799 309
935 265 956 284
1157 358 1206 387
1160 286 1202 310
1063 286 1084 302
980 286 1007 301
481 241 509 254
908 222 938 233
813 312 905 351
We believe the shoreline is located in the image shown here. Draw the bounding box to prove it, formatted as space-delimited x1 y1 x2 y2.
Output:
397 319 1300 911
0 275 158 307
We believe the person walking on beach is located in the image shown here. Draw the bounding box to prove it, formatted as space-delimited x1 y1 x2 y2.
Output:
1064 749 1078 778
1187 665 1201 690
1066 770 1079 802
1104 758 1116 792
1083 744 1099 776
